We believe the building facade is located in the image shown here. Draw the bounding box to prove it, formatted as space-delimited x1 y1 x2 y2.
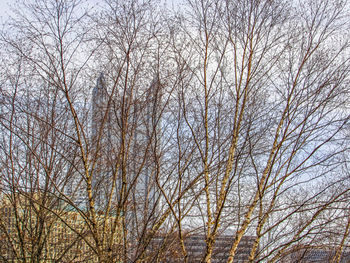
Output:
0 193 122 262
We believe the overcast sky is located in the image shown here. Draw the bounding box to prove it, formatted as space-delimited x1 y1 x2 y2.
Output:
0 0 183 24
0 0 10 22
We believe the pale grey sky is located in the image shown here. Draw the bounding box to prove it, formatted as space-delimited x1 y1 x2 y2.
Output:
0 0 183 24
0 0 11 23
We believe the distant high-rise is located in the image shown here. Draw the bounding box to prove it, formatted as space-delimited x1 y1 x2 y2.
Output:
133 75 162 220
91 73 112 209
90 73 162 215
91 73 108 143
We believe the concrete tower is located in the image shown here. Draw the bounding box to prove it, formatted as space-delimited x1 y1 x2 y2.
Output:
91 73 111 209
90 73 161 215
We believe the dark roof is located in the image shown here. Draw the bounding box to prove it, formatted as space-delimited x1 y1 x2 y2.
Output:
151 234 256 263
290 249 350 262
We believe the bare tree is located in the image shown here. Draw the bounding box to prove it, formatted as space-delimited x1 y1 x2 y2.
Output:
169 0 350 262
1 0 350 263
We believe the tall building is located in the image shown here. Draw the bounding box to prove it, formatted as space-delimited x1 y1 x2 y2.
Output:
133 75 162 219
91 73 113 209
90 73 161 216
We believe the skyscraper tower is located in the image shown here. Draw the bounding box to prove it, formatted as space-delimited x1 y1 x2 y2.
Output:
90 73 162 217
91 73 111 209
134 75 162 218
92 73 109 143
